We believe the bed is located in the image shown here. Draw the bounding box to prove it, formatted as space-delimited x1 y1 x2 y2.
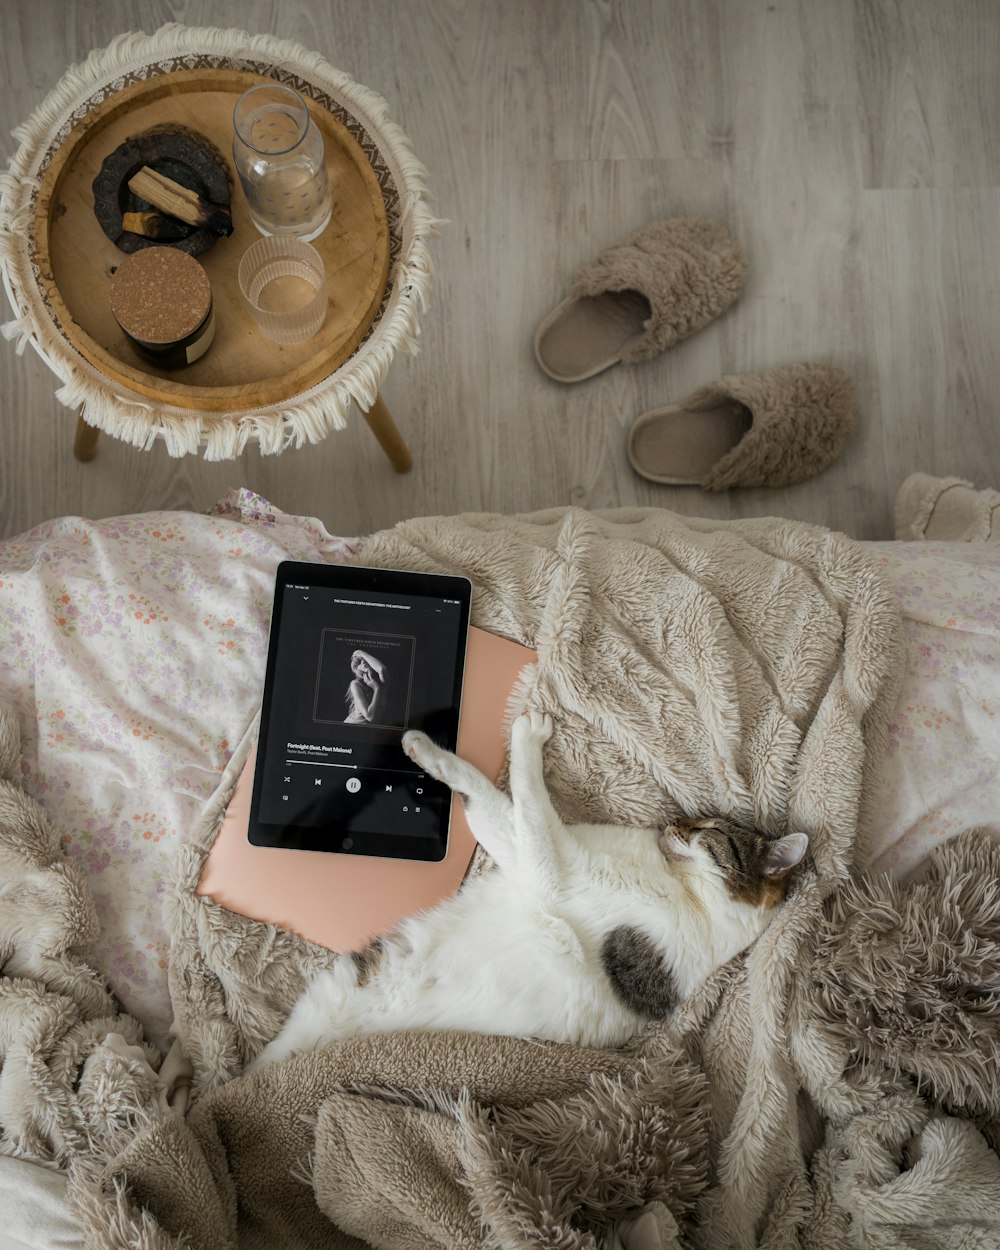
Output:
1 489 998 1247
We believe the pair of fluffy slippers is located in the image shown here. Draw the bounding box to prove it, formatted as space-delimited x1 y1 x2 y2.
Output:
534 219 855 491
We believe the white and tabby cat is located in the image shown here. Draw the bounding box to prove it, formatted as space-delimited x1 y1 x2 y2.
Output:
248 712 808 1070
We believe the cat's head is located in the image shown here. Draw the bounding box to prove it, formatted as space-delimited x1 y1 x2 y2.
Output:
658 815 809 908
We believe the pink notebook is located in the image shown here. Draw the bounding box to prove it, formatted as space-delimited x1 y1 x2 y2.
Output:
197 627 537 952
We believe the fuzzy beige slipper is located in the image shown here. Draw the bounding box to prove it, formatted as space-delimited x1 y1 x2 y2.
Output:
627 363 855 490
894 473 1000 541
534 218 747 383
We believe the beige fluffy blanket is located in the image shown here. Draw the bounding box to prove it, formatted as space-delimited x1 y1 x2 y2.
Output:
3 507 1000 1247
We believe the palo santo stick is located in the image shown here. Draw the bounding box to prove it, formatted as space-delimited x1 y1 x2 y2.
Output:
127 167 233 236
121 211 191 240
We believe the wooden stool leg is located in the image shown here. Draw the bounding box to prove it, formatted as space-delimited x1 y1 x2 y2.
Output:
74 411 100 462
361 393 412 473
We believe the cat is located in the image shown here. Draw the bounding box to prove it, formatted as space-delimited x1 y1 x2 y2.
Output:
247 711 808 1071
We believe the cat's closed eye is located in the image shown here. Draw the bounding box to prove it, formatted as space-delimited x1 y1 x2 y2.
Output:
660 817 809 906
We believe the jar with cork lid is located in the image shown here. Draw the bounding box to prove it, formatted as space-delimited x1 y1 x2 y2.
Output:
109 246 215 369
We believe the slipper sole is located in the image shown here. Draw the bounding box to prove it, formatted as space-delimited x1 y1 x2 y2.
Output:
534 291 651 383
628 401 752 485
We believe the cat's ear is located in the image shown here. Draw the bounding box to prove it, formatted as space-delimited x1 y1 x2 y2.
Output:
763 832 809 880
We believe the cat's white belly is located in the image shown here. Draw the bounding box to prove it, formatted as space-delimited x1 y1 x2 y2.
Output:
363 894 643 1048
249 883 645 1069
381 960 637 1048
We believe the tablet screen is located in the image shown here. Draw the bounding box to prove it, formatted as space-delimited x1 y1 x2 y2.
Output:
249 561 472 861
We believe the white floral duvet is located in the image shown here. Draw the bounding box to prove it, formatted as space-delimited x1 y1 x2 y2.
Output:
0 491 996 1048
865 540 1000 877
0 490 355 1047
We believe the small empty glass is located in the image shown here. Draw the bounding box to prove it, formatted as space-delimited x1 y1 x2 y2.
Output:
232 82 333 242
238 236 328 343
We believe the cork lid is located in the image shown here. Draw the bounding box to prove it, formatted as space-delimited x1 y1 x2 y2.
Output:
109 246 212 344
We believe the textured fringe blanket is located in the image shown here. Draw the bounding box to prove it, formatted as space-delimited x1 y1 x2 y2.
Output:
3 507 1000 1247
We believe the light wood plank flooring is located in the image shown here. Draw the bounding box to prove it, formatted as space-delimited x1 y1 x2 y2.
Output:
1 0 998 542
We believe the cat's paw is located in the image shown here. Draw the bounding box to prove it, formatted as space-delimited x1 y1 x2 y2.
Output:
401 729 431 762
402 730 449 779
512 710 553 745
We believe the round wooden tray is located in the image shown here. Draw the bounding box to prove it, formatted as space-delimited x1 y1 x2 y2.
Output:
33 69 390 413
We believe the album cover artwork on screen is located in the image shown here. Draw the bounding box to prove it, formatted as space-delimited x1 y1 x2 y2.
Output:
313 630 415 730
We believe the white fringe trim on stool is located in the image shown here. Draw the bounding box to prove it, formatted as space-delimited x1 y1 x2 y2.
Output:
0 23 442 459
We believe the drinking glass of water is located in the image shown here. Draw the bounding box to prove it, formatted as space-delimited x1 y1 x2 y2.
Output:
238 235 328 343
232 82 333 242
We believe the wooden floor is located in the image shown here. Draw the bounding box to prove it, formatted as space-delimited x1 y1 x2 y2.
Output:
2 0 999 542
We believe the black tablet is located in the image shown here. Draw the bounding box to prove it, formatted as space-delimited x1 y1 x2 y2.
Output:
248 561 472 862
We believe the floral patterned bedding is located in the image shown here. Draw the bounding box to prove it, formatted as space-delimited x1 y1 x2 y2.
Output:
0 490 355 1048
0 490 996 1048
865 540 1000 877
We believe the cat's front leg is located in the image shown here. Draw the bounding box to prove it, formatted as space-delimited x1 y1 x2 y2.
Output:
402 731 515 868
508 711 565 895
509 710 555 802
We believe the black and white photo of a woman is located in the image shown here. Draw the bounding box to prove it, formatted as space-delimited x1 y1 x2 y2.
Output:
344 649 389 724
312 630 414 729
